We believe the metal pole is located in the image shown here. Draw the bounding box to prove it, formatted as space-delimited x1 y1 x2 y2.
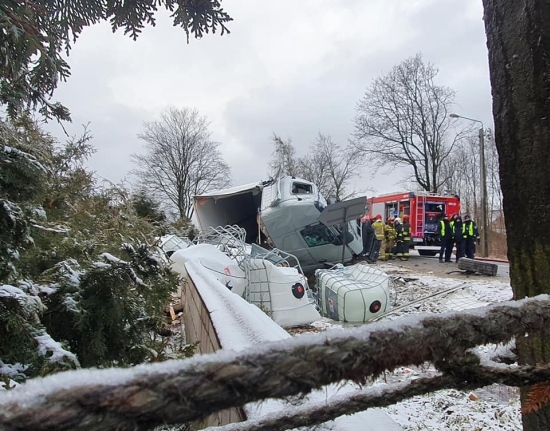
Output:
450 113 490 257
479 127 489 257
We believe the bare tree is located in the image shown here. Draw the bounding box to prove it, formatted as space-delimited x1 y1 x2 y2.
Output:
268 133 362 200
354 53 467 193
268 134 299 177
297 133 363 200
132 107 231 220
439 129 505 256
440 135 480 216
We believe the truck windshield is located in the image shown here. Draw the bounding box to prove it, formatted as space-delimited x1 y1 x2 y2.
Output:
425 203 444 212
424 214 440 233
300 223 336 247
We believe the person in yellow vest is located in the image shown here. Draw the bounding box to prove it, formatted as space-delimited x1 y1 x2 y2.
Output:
449 214 458 261
452 215 466 262
384 217 396 260
449 214 458 241
438 213 453 262
463 214 480 259
372 214 386 261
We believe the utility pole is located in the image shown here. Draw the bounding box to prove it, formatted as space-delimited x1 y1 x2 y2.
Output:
479 127 489 258
450 114 489 257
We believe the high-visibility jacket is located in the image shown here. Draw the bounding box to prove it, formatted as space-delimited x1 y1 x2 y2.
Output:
439 220 447 237
463 221 477 238
454 221 466 240
373 220 385 240
385 224 396 240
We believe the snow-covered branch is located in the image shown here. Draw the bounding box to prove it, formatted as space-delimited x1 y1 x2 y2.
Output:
30 224 69 233
99 253 146 286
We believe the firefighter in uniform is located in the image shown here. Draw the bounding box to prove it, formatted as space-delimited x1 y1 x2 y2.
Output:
400 214 411 260
372 214 386 261
394 217 403 259
385 217 396 260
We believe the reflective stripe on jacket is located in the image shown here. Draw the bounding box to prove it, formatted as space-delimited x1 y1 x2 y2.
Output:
385 224 396 240
402 223 411 240
395 224 403 240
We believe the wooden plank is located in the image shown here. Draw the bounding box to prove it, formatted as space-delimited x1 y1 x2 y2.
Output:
457 258 498 276
169 306 177 321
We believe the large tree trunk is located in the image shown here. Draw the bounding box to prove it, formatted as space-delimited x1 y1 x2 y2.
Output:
482 1 550 428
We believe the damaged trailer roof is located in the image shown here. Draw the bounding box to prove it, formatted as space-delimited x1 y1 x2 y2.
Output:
194 181 263 200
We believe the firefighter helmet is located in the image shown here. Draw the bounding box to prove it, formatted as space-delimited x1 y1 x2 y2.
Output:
394 217 402 224
387 217 394 224
403 214 410 222
375 214 382 220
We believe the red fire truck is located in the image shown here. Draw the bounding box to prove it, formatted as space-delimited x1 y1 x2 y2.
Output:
367 191 461 256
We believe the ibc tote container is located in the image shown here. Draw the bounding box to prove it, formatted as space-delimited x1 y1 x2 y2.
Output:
316 264 391 323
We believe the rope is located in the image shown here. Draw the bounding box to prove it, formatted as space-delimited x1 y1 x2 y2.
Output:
0 297 549 431
208 363 550 431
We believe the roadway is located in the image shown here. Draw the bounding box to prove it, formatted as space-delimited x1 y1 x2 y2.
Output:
386 250 510 282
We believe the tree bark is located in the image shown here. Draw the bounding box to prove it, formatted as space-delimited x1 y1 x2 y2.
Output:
482 0 550 428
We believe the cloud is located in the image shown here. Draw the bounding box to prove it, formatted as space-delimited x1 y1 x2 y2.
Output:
45 0 492 195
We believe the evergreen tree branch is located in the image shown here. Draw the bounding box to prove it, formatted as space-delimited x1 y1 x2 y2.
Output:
0 0 232 120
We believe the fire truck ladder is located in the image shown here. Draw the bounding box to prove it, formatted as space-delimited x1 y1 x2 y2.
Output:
415 194 426 235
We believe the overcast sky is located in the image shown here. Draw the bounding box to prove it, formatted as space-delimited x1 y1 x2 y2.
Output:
45 0 493 197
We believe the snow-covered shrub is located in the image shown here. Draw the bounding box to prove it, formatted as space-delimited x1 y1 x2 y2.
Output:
0 116 191 383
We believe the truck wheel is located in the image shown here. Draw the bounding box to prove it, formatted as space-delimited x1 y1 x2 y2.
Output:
418 250 438 257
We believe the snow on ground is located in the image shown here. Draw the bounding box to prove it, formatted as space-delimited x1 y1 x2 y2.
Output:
386 386 520 431
376 261 513 320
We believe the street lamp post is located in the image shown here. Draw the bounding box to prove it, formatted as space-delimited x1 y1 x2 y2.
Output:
450 113 489 258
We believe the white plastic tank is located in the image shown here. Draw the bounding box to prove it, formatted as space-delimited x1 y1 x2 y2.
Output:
246 258 321 327
316 264 391 323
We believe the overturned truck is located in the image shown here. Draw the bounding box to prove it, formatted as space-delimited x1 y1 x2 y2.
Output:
194 176 364 275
